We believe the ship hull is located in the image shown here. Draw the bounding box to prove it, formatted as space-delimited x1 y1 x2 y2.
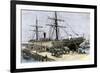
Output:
52 37 85 51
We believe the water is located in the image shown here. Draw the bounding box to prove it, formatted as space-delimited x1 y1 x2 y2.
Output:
21 55 38 63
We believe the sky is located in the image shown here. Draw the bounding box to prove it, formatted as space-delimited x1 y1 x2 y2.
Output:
21 10 90 42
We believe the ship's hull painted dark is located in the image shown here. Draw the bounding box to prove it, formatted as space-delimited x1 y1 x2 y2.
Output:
52 37 85 51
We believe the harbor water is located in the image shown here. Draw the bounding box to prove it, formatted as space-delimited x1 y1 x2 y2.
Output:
21 55 38 63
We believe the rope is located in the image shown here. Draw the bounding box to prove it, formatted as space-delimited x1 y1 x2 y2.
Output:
61 25 79 49
66 23 79 36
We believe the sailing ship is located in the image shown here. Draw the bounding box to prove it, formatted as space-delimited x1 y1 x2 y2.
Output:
22 11 88 61
28 12 85 51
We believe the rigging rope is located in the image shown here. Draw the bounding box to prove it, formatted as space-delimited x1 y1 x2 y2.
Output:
66 23 79 36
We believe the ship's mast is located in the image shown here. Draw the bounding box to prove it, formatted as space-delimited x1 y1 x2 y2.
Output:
35 18 39 40
47 11 66 40
55 12 59 40
30 17 42 40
